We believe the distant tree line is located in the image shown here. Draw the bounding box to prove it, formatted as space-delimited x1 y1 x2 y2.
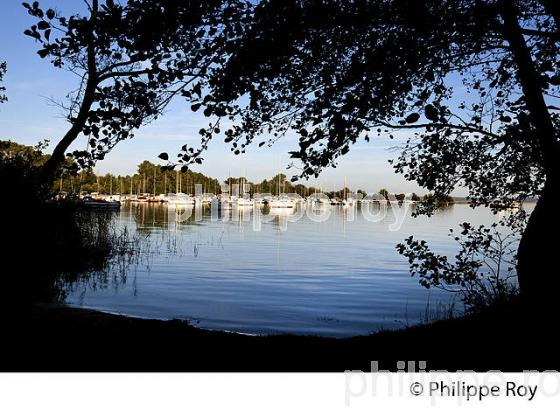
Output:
59 160 222 196
65 168 429 200
2 139 435 201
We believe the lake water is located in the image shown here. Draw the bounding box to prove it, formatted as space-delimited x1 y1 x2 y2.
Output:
63 202 521 337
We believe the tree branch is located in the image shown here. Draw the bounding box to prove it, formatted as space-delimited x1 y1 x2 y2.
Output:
519 27 560 40
377 121 502 139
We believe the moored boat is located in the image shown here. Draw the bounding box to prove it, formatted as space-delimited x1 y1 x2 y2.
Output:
269 197 295 208
83 198 121 209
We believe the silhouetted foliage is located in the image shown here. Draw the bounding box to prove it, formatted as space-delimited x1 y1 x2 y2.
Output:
0 61 6 104
179 0 559 300
0 140 51 200
397 222 520 312
0 141 136 305
191 0 557 203
23 0 248 181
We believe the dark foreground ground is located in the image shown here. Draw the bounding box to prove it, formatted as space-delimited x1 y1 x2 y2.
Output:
2 300 558 372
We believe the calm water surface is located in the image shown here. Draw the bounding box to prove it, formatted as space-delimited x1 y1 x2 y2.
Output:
64 202 521 337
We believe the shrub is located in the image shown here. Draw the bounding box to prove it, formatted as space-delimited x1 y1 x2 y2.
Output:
397 222 519 313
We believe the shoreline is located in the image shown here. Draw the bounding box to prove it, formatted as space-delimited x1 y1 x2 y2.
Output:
63 303 415 339
3 301 556 372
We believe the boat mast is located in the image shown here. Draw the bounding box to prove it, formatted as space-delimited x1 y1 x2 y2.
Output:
153 167 156 196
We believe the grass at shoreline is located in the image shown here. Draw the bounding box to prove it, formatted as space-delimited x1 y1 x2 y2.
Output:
3 300 556 372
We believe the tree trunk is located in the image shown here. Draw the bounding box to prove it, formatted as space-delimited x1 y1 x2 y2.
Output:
516 177 560 304
500 0 560 302
38 0 99 187
39 120 89 185
39 73 96 186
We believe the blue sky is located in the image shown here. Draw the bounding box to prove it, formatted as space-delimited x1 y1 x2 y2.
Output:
0 0 431 193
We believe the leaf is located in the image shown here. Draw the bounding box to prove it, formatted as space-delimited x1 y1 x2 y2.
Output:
424 104 439 122
37 21 50 30
191 103 201 112
192 83 202 97
158 152 169 161
37 49 49 58
46 8 55 19
405 113 420 123
549 75 560 86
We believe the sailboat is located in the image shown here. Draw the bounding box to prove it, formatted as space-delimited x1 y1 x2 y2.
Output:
237 175 252 206
342 178 355 207
146 168 159 202
269 197 295 208
167 170 195 205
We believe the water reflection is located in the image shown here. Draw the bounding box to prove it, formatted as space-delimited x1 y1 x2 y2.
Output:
62 202 529 337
